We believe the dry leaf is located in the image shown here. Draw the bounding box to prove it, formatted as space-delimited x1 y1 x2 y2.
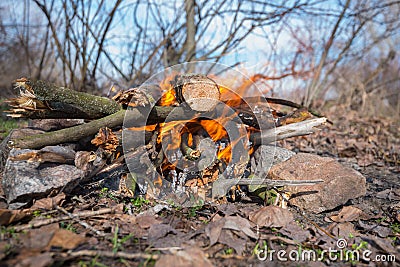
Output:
329 206 365 222
31 193 66 210
13 252 53 267
0 209 31 225
91 127 119 153
155 247 213 267
21 224 59 251
249 206 293 228
205 215 257 249
330 222 359 238
223 216 258 240
218 229 247 255
278 221 311 242
47 229 85 250
205 216 225 246
376 188 400 201
148 224 177 242
137 214 162 229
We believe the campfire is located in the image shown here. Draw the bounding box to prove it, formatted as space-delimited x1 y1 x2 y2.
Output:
2 71 327 208
114 73 325 204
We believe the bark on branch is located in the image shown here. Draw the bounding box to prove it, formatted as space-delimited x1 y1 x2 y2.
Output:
9 106 195 149
6 78 121 119
251 117 328 145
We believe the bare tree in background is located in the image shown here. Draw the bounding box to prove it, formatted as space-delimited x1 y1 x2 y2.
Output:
12 0 309 89
279 0 400 111
0 0 399 118
32 0 123 91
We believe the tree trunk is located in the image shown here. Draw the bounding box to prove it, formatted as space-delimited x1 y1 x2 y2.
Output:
184 0 196 62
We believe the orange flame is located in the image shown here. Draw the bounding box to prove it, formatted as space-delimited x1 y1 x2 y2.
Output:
219 85 244 107
126 73 264 171
157 121 183 144
159 74 177 106
199 120 228 141
217 143 231 162
127 125 157 132
159 88 176 106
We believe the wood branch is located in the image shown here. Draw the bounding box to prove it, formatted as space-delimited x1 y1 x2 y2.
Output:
7 78 121 119
239 96 329 120
276 107 312 126
61 250 159 261
212 177 324 199
14 207 115 232
9 103 327 150
173 74 220 112
10 109 124 149
250 117 327 145
180 132 201 160
6 77 327 149
9 106 196 149
4 108 95 119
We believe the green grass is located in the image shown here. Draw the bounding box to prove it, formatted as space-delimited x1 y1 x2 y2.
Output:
0 118 20 139
0 99 26 139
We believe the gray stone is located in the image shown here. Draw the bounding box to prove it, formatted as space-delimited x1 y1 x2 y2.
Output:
250 145 296 179
41 145 76 162
0 128 45 172
2 148 84 209
269 153 367 213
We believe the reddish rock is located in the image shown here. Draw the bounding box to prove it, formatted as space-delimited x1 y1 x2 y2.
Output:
269 153 366 213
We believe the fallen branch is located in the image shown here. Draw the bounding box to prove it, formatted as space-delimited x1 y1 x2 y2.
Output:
10 109 124 149
14 207 115 232
61 250 160 260
212 177 324 199
250 117 327 145
56 206 106 237
10 106 196 149
6 78 121 119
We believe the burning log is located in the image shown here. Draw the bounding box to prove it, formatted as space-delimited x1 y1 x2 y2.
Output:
173 74 221 112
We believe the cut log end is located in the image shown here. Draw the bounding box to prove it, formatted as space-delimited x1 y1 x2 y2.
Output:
173 74 220 112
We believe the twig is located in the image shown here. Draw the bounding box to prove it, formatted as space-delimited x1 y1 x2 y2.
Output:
180 132 201 160
290 205 336 239
14 207 115 232
212 177 324 199
61 250 160 260
265 97 326 119
250 117 327 145
56 206 106 237
239 97 332 123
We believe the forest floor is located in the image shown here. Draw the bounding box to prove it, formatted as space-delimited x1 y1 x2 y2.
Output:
0 106 399 267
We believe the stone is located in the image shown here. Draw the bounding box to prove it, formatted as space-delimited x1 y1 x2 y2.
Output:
269 153 366 213
2 148 84 209
0 128 45 172
251 145 296 179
